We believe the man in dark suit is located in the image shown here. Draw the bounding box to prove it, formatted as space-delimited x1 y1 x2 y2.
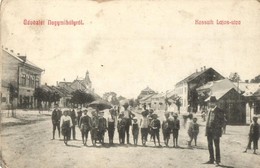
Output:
205 96 224 167
51 104 62 140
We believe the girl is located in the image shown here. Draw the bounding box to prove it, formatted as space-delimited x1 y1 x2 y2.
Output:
60 110 72 145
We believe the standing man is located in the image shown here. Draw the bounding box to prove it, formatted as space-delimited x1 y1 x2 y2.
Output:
77 107 83 126
51 104 62 140
205 96 224 167
122 103 135 144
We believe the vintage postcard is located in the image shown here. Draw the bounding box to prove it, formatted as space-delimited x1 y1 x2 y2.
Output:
1 0 260 168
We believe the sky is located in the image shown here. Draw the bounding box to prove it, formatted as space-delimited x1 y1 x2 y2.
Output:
1 0 260 98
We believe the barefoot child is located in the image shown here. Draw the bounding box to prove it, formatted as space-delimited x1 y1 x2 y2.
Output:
188 117 199 147
244 116 259 154
172 113 180 147
132 117 139 146
150 114 161 147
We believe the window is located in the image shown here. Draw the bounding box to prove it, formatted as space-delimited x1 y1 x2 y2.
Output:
32 76 35 88
35 78 39 88
21 74 26 86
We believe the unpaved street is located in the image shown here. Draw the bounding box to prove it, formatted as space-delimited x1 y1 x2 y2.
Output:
1 112 260 168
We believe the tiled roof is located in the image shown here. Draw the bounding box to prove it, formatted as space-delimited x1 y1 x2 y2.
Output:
3 49 44 72
205 88 234 101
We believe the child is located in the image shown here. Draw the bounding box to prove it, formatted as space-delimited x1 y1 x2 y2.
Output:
150 114 161 147
140 110 149 146
117 114 126 144
60 110 73 145
244 116 259 154
107 109 116 145
79 109 92 146
132 117 139 146
162 112 170 147
172 113 180 147
98 111 107 145
188 117 199 147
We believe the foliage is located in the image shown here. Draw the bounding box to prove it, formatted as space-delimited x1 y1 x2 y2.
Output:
70 90 95 105
102 92 120 105
250 74 260 83
229 72 241 82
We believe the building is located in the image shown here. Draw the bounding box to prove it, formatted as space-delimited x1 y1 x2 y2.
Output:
1 48 44 109
174 67 224 113
57 71 94 93
197 79 246 125
137 86 156 100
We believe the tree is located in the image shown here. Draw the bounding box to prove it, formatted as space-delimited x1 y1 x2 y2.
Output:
229 72 241 82
70 90 95 106
9 83 18 117
250 74 260 83
34 87 48 109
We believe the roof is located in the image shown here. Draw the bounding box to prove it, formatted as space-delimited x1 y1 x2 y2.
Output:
197 78 240 93
205 88 235 101
140 94 156 101
142 86 155 92
151 92 165 99
3 49 44 72
233 82 260 97
175 67 224 86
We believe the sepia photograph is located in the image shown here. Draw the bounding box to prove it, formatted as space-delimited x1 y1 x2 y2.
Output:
0 0 260 168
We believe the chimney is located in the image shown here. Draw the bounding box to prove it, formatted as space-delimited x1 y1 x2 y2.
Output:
17 53 20 56
56 81 58 86
10 49 13 53
204 66 206 70
5 47 8 50
45 83 47 85
63 78 66 82
245 80 249 83
196 69 198 73
201 67 203 71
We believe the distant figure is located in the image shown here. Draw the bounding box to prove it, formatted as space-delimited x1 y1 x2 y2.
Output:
148 109 155 141
205 96 224 166
69 107 77 140
222 114 228 134
98 111 107 145
60 110 73 145
150 114 161 147
201 110 206 122
244 116 260 154
118 113 126 144
162 112 171 147
188 117 200 147
132 117 139 146
79 109 92 146
77 107 83 125
51 104 62 140
140 110 149 146
91 110 99 146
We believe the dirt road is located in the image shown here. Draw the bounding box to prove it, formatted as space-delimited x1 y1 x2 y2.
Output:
1 113 259 168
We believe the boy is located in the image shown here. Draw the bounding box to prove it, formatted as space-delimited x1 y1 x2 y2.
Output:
98 111 107 145
118 114 126 144
150 114 161 147
244 116 259 154
162 112 170 147
132 117 139 146
172 113 180 147
188 117 199 147
79 109 92 146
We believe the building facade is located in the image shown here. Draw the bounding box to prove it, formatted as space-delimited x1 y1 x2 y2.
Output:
1 48 43 109
174 67 224 113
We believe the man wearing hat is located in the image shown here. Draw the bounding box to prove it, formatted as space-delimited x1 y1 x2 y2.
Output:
122 103 135 144
51 103 62 140
205 96 224 167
